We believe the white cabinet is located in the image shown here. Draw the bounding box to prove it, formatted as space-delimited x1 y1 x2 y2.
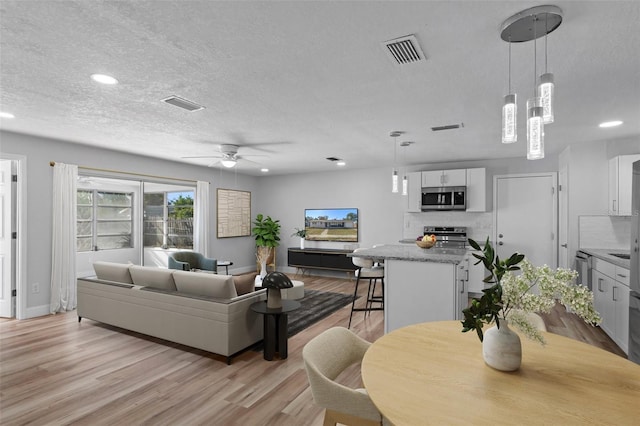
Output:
422 169 466 187
592 258 630 354
406 171 422 212
465 167 487 212
609 154 640 215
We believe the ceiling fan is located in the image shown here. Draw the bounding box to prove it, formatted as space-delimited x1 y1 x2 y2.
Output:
181 144 262 168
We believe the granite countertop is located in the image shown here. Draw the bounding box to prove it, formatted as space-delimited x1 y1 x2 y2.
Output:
348 244 466 264
578 248 631 269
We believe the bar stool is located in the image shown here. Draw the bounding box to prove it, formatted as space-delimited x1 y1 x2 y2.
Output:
348 249 384 329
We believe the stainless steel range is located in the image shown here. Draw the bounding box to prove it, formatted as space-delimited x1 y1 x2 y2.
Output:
423 226 468 248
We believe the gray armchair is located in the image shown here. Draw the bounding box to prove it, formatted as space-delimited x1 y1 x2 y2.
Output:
168 251 217 273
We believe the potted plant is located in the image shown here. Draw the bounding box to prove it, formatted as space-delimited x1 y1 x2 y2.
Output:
252 214 281 281
461 237 601 371
291 227 306 249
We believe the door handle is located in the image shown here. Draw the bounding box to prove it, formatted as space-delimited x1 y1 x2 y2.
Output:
612 199 616 212
561 243 568 248
598 278 603 292
613 286 618 302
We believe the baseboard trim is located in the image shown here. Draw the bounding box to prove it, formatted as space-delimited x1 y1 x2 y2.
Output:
25 304 52 319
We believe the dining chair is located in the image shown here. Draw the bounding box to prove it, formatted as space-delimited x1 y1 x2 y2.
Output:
349 248 384 329
302 327 383 426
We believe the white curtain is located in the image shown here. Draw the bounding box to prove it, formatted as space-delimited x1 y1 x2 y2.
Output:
50 163 78 313
193 180 210 256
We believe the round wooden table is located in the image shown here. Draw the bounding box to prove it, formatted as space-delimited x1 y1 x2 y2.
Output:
361 321 640 425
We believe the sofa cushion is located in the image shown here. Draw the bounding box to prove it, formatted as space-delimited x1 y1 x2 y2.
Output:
93 261 134 284
172 271 238 299
129 265 177 291
232 274 256 296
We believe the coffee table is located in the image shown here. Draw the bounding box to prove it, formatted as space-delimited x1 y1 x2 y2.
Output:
250 300 300 360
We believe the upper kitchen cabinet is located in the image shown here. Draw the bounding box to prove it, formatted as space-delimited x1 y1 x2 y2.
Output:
422 169 466 187
406 171 422 213
465 168 487 212
609 154 640 215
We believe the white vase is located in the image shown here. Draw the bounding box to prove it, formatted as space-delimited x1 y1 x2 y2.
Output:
482 319 522 371
259 260 268 279
300 238 305 250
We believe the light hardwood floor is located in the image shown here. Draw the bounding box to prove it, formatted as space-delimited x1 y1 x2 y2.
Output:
0 274 625 425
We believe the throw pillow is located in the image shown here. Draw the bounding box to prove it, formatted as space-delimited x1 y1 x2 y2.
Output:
129 266 177 291
172 271 238 299
93 261 133 284
233 274 256 296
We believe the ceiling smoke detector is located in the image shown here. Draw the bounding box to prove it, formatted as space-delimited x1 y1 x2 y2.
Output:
382 35 426 65
161 95 205 112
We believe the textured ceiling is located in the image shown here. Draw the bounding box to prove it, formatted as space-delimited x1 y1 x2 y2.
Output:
1 1 639 175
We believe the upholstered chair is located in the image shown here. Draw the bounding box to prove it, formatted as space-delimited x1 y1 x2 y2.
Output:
303 327 382 426
349 248 384 329
168 251 217 273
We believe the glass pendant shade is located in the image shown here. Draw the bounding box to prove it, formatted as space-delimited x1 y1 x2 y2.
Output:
538 73 554 124
402 175 408 196
502 94 517 143
526 97 545 160
392 170 398 193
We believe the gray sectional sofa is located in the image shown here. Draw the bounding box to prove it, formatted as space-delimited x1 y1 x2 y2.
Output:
78 261 266 364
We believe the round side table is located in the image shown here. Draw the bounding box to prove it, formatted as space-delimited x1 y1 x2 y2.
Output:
250 300 300 360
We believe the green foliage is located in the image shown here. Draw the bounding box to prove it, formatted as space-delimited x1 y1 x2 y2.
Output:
252 214 281 247
169 195 194 219
461 237 524 341
291 227 306 238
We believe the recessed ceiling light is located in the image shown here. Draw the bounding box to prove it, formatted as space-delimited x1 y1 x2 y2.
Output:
599 120 623 128
336 161 346 167
261 168 269 173
0 111 15 119
91 74 118 85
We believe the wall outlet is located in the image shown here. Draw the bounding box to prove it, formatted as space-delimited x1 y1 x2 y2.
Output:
32 282 40 293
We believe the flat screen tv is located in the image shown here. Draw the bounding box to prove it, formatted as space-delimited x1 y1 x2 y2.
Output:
304 208 358 242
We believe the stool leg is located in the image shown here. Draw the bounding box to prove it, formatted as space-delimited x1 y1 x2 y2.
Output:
348 269 361 329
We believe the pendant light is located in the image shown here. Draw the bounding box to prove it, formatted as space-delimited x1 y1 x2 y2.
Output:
502 37 517 144
500 5 562 160
390 131 402 193
538 15 555 124
527 28 544 160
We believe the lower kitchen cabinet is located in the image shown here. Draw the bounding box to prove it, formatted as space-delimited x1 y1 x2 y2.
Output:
592 259 629 354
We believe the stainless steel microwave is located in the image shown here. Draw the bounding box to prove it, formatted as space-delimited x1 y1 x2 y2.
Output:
421 186 466 210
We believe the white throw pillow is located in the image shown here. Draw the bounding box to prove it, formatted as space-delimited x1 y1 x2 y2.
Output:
129 265 177 291
172 271 238 299
93 261 134 284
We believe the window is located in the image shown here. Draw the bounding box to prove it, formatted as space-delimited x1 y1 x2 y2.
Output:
77 190 133 252
144 191 194 249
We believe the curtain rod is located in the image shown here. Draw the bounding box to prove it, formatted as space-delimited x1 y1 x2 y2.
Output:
49 161 203 184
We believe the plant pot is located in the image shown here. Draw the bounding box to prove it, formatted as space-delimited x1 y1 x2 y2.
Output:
482 319 522 371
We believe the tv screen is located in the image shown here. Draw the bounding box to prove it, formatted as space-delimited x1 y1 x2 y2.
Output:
305 208 358 242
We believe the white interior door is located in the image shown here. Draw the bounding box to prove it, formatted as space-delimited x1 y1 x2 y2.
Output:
494 173 557 269
558 165 568 268
0 160 14 317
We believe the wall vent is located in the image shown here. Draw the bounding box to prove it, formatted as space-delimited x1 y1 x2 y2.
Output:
161 95 205 112
326 157 341 162
382 35 426 65
431 123 464 132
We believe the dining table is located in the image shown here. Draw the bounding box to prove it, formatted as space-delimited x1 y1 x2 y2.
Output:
361 321 640 425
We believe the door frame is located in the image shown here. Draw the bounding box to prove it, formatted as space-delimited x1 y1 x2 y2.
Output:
0 153 26 319
493 172 558 268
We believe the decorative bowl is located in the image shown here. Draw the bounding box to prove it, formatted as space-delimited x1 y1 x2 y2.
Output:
416 239 436 249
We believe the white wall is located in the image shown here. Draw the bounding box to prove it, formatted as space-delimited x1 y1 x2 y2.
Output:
1 131 261 315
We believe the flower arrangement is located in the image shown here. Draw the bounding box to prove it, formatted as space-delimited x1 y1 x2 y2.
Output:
291 227 306 238
461 237 601 345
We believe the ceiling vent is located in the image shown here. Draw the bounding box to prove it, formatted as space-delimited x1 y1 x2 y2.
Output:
326 157 341 162
431 123 464 132
382 35 426 65
161 95 205 112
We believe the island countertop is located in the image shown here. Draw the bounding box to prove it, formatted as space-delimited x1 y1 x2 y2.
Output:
348 244 466 264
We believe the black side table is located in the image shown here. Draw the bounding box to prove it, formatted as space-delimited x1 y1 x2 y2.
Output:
250 300 301 360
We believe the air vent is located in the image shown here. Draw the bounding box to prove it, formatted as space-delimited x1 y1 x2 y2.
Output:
431 123 464 132
161 95 205 112
382 35 426 65
326 157 341 162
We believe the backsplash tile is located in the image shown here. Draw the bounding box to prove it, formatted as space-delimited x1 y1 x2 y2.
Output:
578 215 631 250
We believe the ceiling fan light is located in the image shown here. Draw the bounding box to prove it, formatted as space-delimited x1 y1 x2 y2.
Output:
538 73 554 124
221 159 236 168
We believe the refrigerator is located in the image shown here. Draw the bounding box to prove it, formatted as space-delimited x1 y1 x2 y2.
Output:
629 160 640 364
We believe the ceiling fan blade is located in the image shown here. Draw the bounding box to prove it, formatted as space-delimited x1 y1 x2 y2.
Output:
181 155 223 159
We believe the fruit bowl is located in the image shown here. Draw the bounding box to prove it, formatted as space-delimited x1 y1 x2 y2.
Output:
416 239 436 249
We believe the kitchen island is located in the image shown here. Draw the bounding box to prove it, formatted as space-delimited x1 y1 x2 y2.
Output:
349 245 467 333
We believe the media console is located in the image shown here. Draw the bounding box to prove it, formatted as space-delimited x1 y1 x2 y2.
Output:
287 247 357 276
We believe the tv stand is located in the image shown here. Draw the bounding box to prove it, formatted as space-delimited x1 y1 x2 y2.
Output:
287 247 357 277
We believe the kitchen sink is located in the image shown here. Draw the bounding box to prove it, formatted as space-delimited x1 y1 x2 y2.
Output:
608 253 630 260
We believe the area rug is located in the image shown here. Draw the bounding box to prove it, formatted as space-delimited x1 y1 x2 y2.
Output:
253 289 355 352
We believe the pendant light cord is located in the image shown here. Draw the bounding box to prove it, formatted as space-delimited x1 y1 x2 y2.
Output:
533 20 537 97
544 14 549 73
508 36 512 93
